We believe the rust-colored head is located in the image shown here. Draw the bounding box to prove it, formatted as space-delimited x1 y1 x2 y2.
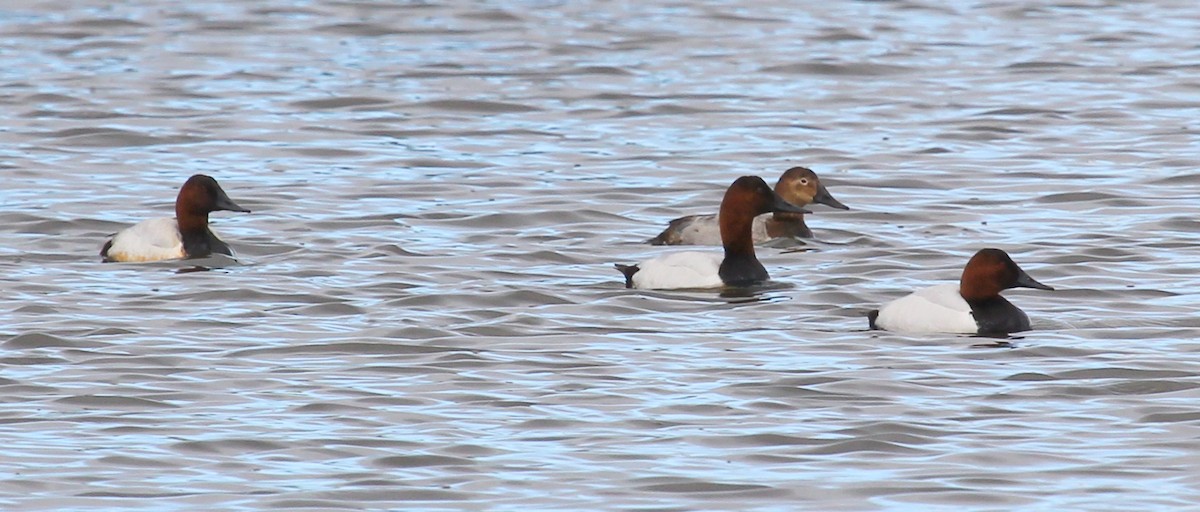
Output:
175 175 250 231
959 248 1053 302
721 175 809 219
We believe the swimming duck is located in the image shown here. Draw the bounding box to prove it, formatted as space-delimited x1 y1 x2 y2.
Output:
648 166 848 245
101 174 250 263
868 248 1054 334
616 175 810 289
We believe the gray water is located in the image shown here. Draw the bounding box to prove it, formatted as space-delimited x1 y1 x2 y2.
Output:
3 1 1200 510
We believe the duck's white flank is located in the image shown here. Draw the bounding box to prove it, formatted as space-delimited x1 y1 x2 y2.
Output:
104 218 189 263
629 252 725 289
873 283 979 334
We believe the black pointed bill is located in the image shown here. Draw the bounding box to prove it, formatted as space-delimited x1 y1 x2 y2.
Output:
1014 270 1053 291
214 189 251 213
813 184 849 210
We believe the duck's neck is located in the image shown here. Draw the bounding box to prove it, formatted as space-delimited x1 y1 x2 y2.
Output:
176 209 214 258
176 208 209 237
718 207 768 285
772 211 805 221
765 211 811 239
720 208 757 260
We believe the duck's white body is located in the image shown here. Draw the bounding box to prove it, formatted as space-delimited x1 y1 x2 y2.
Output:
103 218 189 263
628 251 725 289
103 218 236 263
873 283 978 334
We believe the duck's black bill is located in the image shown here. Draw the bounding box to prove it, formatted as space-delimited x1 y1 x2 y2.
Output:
215 190 251 213
1015 271 1054 291
814 184 850 210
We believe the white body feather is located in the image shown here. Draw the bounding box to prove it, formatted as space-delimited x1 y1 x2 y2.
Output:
630 251 725 290
874 283 979 334
104 217 231 263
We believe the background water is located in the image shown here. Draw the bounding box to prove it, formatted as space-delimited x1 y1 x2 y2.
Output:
2 0 1200 510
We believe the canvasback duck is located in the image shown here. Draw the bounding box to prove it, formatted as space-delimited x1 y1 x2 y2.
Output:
648 166 848 245
100 174 250 263
868 248 1054 335
616 175 810 290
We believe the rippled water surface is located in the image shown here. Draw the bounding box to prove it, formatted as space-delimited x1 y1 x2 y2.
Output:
4 0 1200 510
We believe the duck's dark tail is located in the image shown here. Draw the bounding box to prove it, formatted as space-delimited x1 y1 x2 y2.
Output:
614 264 640 289
867 310 880 330
645 216 688 245
99 239 113 262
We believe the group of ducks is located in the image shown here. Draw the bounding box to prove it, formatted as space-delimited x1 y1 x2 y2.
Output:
101 170 1053 337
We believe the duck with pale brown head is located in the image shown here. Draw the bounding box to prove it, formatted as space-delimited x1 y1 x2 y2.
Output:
648 166 848 246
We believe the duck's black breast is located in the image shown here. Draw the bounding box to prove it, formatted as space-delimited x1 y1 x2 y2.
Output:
968 296 1032 334
718 255 768 287
181 228 233 259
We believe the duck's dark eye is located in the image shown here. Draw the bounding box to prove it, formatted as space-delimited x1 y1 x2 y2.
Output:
799 179 809 185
